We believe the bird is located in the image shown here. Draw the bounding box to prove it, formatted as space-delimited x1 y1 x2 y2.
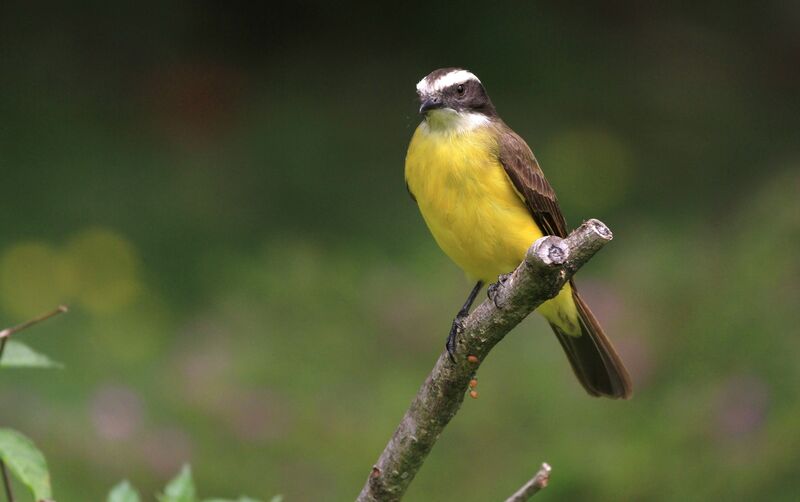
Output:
404 68 632 399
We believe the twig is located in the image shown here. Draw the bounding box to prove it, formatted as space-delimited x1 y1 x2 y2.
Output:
0 305 69 341
0 459 13 502
505 463 552 501
0 305 68 361
356 219 613 501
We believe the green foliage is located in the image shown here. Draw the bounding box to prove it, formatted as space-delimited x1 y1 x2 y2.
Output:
204 498 273 502
0 314 60 501
158 465 197 502
1 316 277 502
0 428 52 500
108 480 141 502
105 464 273 502
0 340 63 368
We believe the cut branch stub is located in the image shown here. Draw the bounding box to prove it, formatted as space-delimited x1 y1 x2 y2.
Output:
505 462 552 502
535 236 569 266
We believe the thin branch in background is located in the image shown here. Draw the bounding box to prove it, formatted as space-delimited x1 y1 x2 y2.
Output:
505 463 552 502
0 305 68 502
0 305 69 360
356 219 613 501
0 305 69 341
0 460 12 502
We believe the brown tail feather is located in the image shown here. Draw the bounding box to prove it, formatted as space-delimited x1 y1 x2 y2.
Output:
549 284 632 399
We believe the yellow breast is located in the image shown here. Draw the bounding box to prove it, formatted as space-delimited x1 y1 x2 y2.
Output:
404 122 544 282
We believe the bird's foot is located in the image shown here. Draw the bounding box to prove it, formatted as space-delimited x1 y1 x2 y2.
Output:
487 273 512 309
445 313 468 363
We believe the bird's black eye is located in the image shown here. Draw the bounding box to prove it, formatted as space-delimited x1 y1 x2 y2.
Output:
456 84 465 95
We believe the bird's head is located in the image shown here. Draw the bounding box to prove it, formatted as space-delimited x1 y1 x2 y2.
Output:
416 68 496 132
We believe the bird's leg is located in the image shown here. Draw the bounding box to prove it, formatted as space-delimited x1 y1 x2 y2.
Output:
487 273 512 309
446 281 484 362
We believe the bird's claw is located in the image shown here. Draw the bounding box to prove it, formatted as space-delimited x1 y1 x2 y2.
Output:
445 313 467 363
487 273 512 309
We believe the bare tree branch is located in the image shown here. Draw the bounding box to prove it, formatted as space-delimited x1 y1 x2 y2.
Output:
356 219 613 501
505 463 552 502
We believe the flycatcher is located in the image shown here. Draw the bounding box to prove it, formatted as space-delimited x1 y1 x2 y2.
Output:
405 68 632 399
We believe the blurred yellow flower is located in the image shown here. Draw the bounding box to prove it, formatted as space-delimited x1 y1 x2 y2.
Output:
0 242 66 318
62 228 142 314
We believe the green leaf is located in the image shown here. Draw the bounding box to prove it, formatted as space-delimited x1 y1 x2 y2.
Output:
108 480 141 502
202 498 265 502
0 428 52 500
159 464 197 502
0 340 63 368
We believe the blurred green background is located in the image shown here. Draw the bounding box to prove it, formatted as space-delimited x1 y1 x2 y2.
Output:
1 2 799 500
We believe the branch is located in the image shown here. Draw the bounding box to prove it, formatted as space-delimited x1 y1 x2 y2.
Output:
505 463 552 501
356 219 613 501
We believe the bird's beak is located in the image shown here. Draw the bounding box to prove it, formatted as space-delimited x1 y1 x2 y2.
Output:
419 94 443 115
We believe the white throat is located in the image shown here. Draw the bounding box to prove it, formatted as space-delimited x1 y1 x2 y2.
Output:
421 108 490 135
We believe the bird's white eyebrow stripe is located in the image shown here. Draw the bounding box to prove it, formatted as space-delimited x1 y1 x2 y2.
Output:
416 70 480 94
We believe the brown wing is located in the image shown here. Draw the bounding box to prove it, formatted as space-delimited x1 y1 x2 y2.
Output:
497 123 633 399
496 123 568 238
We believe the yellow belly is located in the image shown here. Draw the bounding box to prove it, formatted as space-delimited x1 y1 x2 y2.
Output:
405 124 542 281
405 122 579 334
